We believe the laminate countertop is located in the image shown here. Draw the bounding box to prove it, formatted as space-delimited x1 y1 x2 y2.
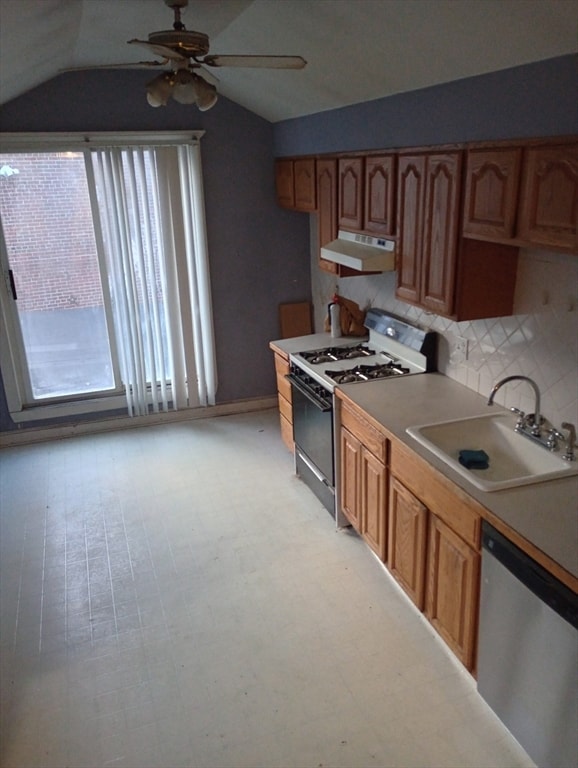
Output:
337 372 578 582
270 335 577 584
270 332 366 356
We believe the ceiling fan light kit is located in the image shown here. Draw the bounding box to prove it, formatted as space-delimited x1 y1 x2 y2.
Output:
146 72 174 107
62 0 305 111
132 0 305 111
146 69 217 110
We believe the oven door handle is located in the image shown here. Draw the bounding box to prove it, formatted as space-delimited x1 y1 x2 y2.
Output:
296 448 331 486
286 374 332 412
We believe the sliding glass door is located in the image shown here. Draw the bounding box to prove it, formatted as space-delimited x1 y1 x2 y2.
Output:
0 151 119 401
0 132 216 424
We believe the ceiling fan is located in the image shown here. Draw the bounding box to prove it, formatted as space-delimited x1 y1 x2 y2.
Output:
99 0 307 111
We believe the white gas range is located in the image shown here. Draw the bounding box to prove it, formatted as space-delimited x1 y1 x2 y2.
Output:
289 309 437 401
285 309 437 520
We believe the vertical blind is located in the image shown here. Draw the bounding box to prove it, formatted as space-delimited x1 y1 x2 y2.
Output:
88 141 216 416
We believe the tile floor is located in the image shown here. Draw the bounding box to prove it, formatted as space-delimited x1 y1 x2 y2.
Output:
0 408 535 768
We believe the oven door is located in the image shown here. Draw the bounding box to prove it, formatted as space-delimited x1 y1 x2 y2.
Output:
288 376 335 514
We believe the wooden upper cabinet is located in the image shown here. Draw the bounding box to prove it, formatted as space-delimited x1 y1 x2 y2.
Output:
396 154 426 306
421 152 462 316
275 157 316 211
317 158 338 275
364 154 397 235
462 147 522 239
317 157 366 278
275 159 294 208
337 154 396 235
338 157 364 230
462 140 578 253
396 151 461 316
517 143 578 251
293 158 317 211
396 150 518 320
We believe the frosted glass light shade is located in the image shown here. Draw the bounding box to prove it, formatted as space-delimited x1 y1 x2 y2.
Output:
146 73 174 107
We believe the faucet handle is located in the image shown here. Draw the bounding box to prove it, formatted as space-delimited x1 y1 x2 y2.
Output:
546 427 564 451
560 422 577 461
510 407 526 430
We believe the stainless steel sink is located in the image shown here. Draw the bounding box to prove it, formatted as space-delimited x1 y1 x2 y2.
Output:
406 412 578 491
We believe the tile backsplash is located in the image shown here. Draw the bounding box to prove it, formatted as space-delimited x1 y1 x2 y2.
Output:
311 227 578 431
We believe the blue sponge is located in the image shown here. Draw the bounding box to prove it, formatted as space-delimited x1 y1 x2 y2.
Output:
459 449 490 470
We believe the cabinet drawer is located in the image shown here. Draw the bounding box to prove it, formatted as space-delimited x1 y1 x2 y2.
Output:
274 353 290 377
278 393 292 423
276 372 292 403
341 402 387 463
391 440 481 549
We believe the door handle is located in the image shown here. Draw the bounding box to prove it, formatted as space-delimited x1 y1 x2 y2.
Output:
8 269 17 300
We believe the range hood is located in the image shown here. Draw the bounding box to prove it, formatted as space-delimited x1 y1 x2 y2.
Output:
321 230 396 272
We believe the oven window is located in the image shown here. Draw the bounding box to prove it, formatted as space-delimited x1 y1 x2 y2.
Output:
291 384 334 484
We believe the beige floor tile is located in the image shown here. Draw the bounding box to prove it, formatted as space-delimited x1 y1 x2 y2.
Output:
0 409 535 768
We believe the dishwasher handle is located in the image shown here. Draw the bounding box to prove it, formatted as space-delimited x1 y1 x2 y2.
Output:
482 521 578 629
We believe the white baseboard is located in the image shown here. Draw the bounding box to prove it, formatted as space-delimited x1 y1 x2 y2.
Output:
0 397 278 448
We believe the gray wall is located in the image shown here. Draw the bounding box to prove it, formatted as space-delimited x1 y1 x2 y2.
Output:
273 54 578 156
0 70 311 430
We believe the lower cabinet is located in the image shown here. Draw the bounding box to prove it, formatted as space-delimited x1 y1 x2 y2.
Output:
337 395 482 673
390 440 482 673
269 346 293 452
340 401 388 561
340 427 363 531
425 513 480 671
340 426 388 560
360 448 388 561
388 476 428 610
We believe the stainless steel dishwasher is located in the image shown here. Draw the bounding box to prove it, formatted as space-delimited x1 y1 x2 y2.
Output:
478 521 578 768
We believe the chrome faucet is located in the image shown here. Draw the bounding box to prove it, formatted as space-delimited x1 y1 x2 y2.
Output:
487 375 542 435
488 375 576 460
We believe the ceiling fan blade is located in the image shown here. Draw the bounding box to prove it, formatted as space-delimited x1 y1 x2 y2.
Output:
62 60 169 72
202 55 306 69
128 38 189 62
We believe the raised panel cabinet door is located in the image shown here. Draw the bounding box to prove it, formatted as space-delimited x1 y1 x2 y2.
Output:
425 514 480 672
275 159 294 208
338 157 364 230
293 158 317 211
317 158 339 275
396 155 426 306
387 477 428 609
340 427 362 532
518 143 578 251
421 152 462 316
360 448 387 561
364 155 396 235
462 147 522 240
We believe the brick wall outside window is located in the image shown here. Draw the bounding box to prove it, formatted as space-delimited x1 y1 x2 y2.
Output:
0 152 105 313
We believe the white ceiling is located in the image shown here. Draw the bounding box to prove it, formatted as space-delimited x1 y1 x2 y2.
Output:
1 0 577 122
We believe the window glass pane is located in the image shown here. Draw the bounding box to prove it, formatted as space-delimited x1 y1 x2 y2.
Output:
0 152 115 399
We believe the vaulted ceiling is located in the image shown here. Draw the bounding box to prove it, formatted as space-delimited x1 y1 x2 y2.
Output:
1 0 576 122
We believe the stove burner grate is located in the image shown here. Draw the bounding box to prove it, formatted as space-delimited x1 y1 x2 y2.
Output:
325 362 410 384
300 344 375 364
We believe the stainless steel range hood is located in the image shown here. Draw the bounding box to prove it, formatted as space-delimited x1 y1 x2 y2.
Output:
321 230 396 272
